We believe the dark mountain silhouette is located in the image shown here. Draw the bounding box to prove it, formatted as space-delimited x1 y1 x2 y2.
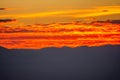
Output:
0 45 120 80
0 46 10 55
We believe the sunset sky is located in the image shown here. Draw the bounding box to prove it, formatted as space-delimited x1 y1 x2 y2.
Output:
0 0 120 49
0 0 120 24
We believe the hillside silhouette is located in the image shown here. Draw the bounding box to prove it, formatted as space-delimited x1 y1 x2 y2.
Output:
0 45 120 80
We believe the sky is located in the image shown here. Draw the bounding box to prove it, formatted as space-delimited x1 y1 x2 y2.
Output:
0 0 120 49
0 0 120 24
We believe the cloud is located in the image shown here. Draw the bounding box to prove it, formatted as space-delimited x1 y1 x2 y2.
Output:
102 10 109 12
0 8 8 10
0 11 72 18
0 19 16 23
110 20 120 24
0 8 16 11
0 6 120 18
71 6 120 18
0 20 120 49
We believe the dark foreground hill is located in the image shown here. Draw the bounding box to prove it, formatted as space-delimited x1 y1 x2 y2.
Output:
0 45 120 80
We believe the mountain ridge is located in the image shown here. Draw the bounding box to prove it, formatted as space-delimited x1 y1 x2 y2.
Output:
0 45 120 80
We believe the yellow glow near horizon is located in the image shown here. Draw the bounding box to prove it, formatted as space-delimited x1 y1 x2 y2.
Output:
0 6 120 19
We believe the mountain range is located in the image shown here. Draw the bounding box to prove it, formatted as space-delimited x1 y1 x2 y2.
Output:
0 45 120 80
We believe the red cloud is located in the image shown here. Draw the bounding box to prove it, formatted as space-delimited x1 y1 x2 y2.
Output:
0 20 120 49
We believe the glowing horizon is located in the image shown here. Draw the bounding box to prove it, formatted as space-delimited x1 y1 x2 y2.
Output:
0 21 120 49
0 0 120 49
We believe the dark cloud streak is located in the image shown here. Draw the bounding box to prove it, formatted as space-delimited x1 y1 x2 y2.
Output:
0 19 16 23
0 8 8 10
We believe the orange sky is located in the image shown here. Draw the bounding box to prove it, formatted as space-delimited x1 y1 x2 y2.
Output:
0 21 120 49
0 0 120 24
0 0 120 49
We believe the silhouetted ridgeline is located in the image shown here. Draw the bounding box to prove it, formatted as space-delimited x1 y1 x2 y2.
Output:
0 46 10 55
0 45 120 80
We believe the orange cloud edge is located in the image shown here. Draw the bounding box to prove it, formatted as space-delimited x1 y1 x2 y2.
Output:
0 20 120 49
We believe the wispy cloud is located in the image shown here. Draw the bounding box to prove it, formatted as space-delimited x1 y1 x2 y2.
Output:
0 11 71 18
0 8 11 10
0 6 120 18
0 8 7 10
0 19 16 23
72 6 120 18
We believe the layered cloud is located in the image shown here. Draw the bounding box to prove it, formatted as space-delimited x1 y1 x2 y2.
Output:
0 21 120 49
0 6 120 19
0 6 120 49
